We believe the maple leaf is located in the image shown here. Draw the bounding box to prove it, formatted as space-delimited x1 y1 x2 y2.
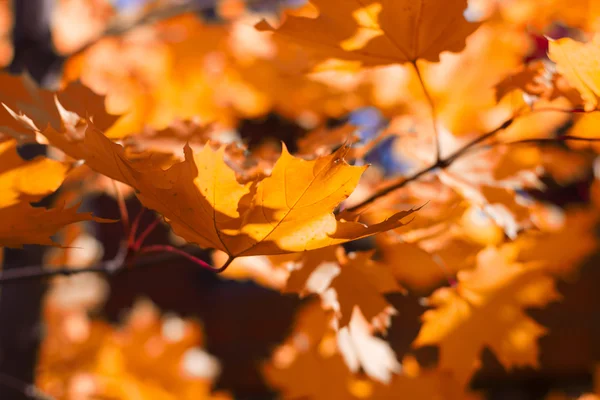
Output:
266 300 400 388
281 247 404 382
495 60 582 105
268 346 356 400
548 36 600 111
63 15 363 138
0 140 68 207
505 208 599 277
495 61 549 103
41 124 417 259
37 299 230 400
485 0 600 32
266 303 468 398
285 246 403 330
378 233 481 292
0 73 119 142
337 307 401 383
0 202 105 248
0 137 106 248
257 0 480 67
414 246 560 386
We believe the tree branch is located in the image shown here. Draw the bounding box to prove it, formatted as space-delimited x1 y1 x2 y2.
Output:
0 243 219 284
503 135 600 145
345 117 515 212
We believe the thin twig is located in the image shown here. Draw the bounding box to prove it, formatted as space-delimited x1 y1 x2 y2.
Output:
112 180 130 237
346 118 515 212
137 245 217 272
0 241 128 284
0 245 211 284
132 216 161 251
216 256 235 273
128 208 146 249
503 135 600 145
443 118 515 164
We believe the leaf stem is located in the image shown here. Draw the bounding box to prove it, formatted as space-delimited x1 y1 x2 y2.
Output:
112 180 130 237
216 256 235 273
412 60 441 163
137 245 218 272
132 216 161 251
128 208 146 249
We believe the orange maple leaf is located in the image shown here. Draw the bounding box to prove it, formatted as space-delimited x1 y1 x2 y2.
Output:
495 60 583 106
267 302 468 398
0 138 105 248
0 140 68 207
0 202 104 248
38 299 230 400
548 36 600 111
257 0 480 67
414 246 560 387
41 124 418 260
0 74 119 142
265 301 400 390
285 246 402 331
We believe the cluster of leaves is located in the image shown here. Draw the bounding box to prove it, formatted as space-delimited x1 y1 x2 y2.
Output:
38 294 229 400
3 0 600 398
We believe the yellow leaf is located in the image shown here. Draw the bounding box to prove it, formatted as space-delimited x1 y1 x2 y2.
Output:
0 139 68 207
414 247 560 386
0 137 105 248
41 125 418 259
0 202 106 248
548 36 600 111
286 246 403 330
257 0 480 66
0 74 118 142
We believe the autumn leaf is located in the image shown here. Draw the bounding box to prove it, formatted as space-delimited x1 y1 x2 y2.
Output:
268 346 467 399
495 61 550 102
266 301 401 387
548 36 600 111
0 73 119 142
257 0 480 67
0 202 106 248
485 0 600 32
266 303 468 398
505 208 599 277
0 139 68 207
285 246 402 331
414 246 560 386
495 60 582 105
63 15 364 137
41 124 418 259
0 137 106 248
37 299 230 400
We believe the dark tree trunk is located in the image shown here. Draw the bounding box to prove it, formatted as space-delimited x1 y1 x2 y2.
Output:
0 1 63 398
